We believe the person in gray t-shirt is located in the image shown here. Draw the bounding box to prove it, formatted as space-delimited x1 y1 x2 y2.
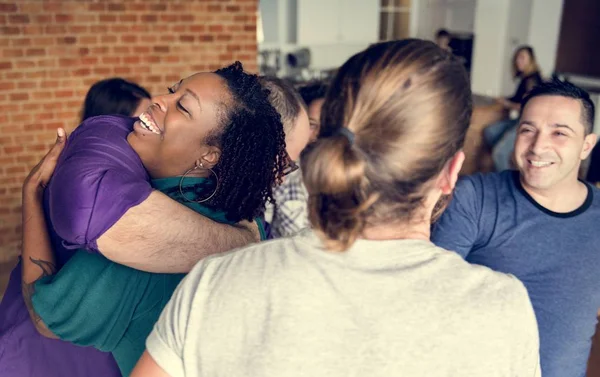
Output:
132 39 540 377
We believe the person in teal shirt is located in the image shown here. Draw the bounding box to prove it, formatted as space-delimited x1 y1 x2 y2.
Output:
33 176 266 376
19 63 297 377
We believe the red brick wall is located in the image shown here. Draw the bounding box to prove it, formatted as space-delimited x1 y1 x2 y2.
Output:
0 0 258 263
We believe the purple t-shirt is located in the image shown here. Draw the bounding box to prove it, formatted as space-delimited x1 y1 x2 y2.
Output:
49 115 152 254
0 115 152 377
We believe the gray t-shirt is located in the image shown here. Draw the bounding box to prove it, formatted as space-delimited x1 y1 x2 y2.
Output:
147 230 540 377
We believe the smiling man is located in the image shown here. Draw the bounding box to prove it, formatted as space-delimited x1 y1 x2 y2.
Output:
432 79 599 377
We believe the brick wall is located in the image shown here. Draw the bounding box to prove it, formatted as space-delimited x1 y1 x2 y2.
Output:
0 0 258 263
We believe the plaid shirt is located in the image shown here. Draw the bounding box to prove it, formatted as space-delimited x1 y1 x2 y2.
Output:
267 168 310 238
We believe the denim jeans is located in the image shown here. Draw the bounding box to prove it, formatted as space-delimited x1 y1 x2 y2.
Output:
483 118 517 147
492 125 518 171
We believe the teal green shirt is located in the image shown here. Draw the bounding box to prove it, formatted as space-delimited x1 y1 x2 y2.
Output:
32 177 266 376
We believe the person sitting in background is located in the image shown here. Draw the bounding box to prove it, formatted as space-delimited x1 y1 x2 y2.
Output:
15 62 290 377
484 45 543 171
435 29 452 52
81 77 151 120
132 39 540 377
268 81 328 238
0 76 152 377
433 79 598 377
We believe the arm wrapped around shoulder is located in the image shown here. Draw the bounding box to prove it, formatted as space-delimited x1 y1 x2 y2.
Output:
45 115 152 253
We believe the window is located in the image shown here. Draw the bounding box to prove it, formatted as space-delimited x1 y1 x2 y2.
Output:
379 0 411 41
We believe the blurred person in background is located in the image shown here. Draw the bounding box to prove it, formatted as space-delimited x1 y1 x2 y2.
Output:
260 76 312 238
435 29 452 52
301 81 328 143
268 80 328 238
484 45 543 171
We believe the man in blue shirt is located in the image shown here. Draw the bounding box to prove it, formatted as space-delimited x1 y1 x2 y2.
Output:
432 79 599 377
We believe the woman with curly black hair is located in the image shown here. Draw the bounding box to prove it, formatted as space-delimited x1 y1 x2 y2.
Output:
13 62 291 377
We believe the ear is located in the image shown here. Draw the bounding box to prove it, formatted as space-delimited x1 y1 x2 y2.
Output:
197 146 221 169
581 133 597 160
436 150 465 195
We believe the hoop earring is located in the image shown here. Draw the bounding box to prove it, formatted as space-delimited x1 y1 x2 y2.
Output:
178 162 219 203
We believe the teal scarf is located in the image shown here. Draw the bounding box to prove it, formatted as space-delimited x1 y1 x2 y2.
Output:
152 176 230 223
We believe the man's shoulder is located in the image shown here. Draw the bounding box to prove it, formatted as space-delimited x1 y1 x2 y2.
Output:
459 170 514 188
78 114 135 130
584 183 600 214
590 182 600 199
64 115 135 158
455 171 515 200
441 171 517 228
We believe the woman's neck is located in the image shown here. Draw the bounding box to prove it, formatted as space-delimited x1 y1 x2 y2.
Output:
521 65 536 77
178 168 211 179
362 220 431 242
360 194 442 242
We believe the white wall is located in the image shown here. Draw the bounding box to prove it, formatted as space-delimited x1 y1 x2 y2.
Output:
337 0 380 43
259 0 279 43
296 0 341 44
413 0 476 40
470 0 564 96
470 0 511 96
528 0 564 77
295 0 379 70
500 0 533 96
296 0 379 45
306 43 372 69
414 0 448 40
445 0 476 33
259 0 379 74
259 0 296 44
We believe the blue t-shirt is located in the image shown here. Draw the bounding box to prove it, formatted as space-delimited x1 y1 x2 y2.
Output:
432 170 600 377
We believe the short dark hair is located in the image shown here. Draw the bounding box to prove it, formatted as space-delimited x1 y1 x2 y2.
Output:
259 76 306 133
436 29 450 39
521 78 595 134
298 81 328 107
81 78 151 121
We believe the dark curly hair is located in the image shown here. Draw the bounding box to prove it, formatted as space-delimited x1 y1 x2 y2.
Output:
187 62 288 222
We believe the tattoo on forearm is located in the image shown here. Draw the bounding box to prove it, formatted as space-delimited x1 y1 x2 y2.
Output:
22 257 56 324
29 257 56 277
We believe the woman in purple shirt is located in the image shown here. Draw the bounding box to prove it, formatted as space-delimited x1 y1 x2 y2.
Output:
0 63 289 377
0 77 152 377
